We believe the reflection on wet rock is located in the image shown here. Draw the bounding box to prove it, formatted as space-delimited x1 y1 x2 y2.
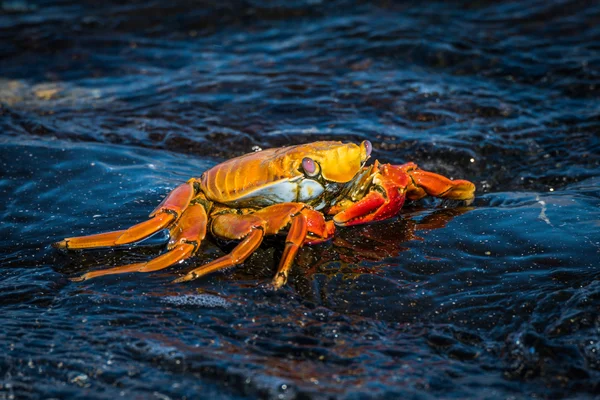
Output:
1 0 600 398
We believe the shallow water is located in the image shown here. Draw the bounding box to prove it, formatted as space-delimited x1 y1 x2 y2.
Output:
1 1 599 398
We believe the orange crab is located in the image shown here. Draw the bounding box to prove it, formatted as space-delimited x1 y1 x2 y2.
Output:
54 141 475 288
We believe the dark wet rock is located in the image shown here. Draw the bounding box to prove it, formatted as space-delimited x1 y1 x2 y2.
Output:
1 0 600 399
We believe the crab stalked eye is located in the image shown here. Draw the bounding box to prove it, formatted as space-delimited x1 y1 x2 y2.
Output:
364 140 372 156
302 157 320 177
361 140 372 161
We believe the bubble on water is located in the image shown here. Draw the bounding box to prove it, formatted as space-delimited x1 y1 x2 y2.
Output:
161 294 230 308
535 195 553 226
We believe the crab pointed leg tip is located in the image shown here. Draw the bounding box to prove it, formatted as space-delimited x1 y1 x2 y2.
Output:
69 275 86 282
270 272 288 289
52 240 68 249
172 275 191 284
271 280 285 290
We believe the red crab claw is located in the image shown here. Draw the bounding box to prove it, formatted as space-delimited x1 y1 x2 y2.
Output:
399 162 476 202
332 162 410 227
332 162 475 227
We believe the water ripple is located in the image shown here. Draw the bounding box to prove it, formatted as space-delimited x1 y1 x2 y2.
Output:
1 1 599 398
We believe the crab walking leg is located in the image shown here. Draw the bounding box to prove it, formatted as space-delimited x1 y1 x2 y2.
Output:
54 229 127 250
53 181 195 250
70 244 196 282
302 208 336 245
173 214 266 283
269 207 335 287
398 163 476 201
272 213 308 289
174 203 330 286
70 203 208 281
53 213 175 250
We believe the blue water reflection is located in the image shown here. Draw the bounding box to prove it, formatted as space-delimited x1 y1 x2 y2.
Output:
1 1 599 398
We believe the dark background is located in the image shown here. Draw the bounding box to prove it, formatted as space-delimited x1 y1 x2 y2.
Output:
1 1 599 398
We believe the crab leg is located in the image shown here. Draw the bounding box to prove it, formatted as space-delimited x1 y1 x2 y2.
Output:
272 207 336 287
54 229 128 250
70 244 196 281
173 214 266 283
399 162 475 201
302 208 336 245
53 181 195 250
70 203 207 281
272 213 308 289
174 204 333 286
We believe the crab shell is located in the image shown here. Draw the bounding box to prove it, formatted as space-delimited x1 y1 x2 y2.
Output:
199 140 372 209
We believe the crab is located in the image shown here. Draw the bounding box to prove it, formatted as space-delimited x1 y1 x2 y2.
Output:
54 141 475 288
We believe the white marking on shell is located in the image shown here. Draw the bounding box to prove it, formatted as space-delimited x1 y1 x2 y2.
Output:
224 180 297 207
298 179 324 202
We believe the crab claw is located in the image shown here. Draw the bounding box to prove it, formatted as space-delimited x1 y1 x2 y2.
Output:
332 162 476 227
399 162 476 202
333 163 410 226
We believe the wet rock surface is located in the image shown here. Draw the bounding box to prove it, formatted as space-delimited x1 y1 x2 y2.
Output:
1 1 599 398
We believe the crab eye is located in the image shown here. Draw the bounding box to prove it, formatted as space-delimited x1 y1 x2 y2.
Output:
302 157 319 177
361 140 372 160
364 140 372 156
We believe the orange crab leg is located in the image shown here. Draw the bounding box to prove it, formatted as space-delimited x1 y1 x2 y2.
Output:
70 243 196 281
54 229 127 250
302 208 335 245
406 170 476 201
398 162 475 201
173 214 265 283
174 203 333 285
272 207 336 287
70 204 207 281
272 213 308 288
53 212 175 250
149 180 195 218
53 181 196 250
